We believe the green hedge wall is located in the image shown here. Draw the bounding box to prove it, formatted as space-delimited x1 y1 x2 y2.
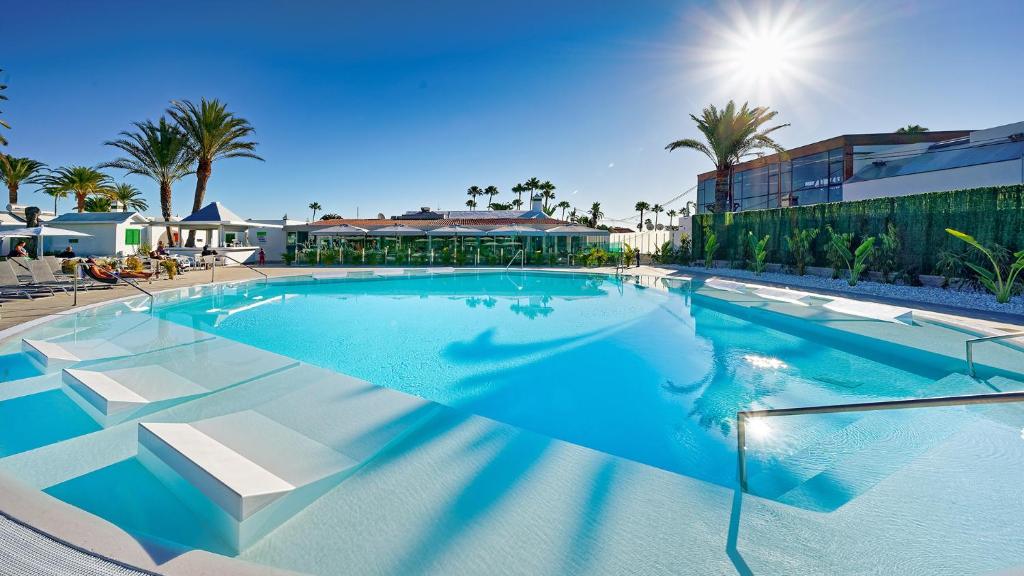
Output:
690 185 1024 275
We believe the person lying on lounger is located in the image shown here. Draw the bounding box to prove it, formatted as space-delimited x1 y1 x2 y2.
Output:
84 259 154 281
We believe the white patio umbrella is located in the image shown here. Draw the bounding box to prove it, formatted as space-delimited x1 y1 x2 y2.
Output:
314 224 369 236
0 225 92 257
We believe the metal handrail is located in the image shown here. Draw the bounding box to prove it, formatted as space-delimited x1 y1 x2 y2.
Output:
736 389 1024 491
506 249 524 270
214 254 269 284
965 331 1024 377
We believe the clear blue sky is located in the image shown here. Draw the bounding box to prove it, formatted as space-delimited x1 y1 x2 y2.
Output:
3 0 1023 224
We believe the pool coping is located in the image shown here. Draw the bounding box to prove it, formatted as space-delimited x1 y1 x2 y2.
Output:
0 265 1021 575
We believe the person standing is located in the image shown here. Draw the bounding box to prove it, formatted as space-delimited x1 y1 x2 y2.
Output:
258 247 266 266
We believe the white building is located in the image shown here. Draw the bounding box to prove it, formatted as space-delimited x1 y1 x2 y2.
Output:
43 212 150 257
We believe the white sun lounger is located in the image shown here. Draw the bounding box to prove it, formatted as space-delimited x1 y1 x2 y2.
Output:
822 297 914 324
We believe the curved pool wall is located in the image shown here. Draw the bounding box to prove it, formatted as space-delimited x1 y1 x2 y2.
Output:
0 269 1022 575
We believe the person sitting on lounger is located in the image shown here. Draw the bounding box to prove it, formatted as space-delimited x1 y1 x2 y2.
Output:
58 246 76 259
156 241 169 256
8 241 28 258
201 245 218 256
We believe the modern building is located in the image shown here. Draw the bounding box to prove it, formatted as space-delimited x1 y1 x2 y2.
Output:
695 130 970 213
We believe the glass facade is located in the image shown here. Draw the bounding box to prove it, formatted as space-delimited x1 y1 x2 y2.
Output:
697 147 846 213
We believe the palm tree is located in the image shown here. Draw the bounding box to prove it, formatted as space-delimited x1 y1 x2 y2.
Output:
0 69 9 147
0 156 46 205
110 183 149 212
556 200 571 220
588 201 604 228
538 180 556 211
84 195 112 212
102 117 195 244
666 209 678 230
168 98 262 246
651 204 664 229
895 124 929 134
37 166 113 213
465 198 477 210
39 187 69 214
483 185 499 210
308 201 322 221
634 201 650 230
666 101 789 212
466 186 483 210
524 177 541 207
511 183 526 209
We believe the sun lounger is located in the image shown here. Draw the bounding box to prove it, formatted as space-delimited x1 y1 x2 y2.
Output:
822 297 915 324
704 277 748 293
0 260 52 299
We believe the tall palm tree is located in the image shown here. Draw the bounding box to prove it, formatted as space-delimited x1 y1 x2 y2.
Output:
466 186 483 210
0 156 46 205
895 124 929 134
465 198 477 210
538 180 556 211
666 209 678 230
102 117 195 244
0 69 9 147
483 185 499 210
634 201 650 230
511 183 526 209
666 101 788 212
588 201 604 228
556 200 571 220
651 204 664 229
39 187 69 214
38 166 113 213
308 201 322 221
110 183 149 212
84 195 112 212
524 177 541 207
168 98 262 246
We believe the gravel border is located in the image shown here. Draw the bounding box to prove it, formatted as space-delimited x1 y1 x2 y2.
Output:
672 265 1024 320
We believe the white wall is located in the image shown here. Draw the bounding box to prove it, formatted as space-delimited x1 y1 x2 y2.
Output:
609 230 682 254
843 158 1024 201
42 223 149 256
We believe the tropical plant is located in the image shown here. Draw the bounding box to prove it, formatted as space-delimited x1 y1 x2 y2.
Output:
168 98 262 246
703 221 719 269
678 233 692 264
0 69 9 146
652 240 676 264
84 195 112 212
556 200 571 220
582 247 610 267
465 198 476 210
622 242 638 267
524 177 541 205
666 209 678 230
828 230 875 286
747 232 770 274
651 204 664 229
124 255 144 272
110 183 148 212
634 201 650 230
785 228 818 276
666 101 789 212
466 186 483 210
308 201 322 221
587 201 603 227
490 202 513 211
484 185 499 209
160 258 178 279
935 249 966 289
874 223 901 283
282 252 295 266
0 157 46 205
39 187 69 214
539 180 556 211
825 226 853 279
946 229 1024 303
102 117 196 243
895 124 929 134
37 166 114 213
320 212 343 220
511 183 526 209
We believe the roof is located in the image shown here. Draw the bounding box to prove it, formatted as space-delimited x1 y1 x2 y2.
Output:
180 202 247 224
50 212 146 224
307 217 567 230
847 138 1024 182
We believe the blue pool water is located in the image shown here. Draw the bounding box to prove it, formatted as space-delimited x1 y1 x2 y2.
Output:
151 272 944 486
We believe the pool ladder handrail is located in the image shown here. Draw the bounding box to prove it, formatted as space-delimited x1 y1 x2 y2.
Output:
965 331 1024 377
506 249 524 270
215 254 269 284
736 389 1024 492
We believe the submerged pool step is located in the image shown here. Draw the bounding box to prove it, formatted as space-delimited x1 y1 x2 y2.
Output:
62 369 149 415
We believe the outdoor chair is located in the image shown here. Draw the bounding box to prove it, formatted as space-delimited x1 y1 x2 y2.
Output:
0 260 53 299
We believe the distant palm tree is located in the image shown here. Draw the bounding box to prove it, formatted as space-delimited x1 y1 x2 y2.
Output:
320 212 342 220
588 201 603 227
490 202 513 210
895 124 929 134
666 101 788 212
84 195 112 212
568 207 578 222
556 200 571 220
0 156 46 205
0 69 9 147
308 201 322 221
511 183 526 209
465 198 477 210
168 98 262 246
466 186 483 210
651 204 664 228
110 183 149 212
38 166 114 213
483 185 499 209
666 209 678 229
634 201 650 230
524 177 541 206
538 180 556 211
102 117 195 244
40 187 69 214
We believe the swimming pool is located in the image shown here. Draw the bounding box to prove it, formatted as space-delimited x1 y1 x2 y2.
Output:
1 270 1022 574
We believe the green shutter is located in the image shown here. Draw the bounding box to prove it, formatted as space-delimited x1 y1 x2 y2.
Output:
125 228 141 245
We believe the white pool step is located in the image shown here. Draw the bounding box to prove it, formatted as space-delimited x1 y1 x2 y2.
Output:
821 297 914 324
62 368 149 415
22 338 130 371
704 277 747 293
753 286 814 306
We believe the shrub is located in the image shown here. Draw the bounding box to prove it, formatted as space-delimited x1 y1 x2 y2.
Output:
946 229 1024 303
622 243 638 267
747 232 770 275
874 223 901 283
124 255 144 272
786 228 818 276
829 231 875 286
677 234 692 264
160 259 177 279
652 240 676 264
825 227 853 279
282 252 295 266
703 232 718 269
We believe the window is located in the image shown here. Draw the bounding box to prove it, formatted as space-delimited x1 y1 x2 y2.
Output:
124 228 141 245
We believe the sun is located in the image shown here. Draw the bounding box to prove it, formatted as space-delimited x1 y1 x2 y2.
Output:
727 29 799 80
